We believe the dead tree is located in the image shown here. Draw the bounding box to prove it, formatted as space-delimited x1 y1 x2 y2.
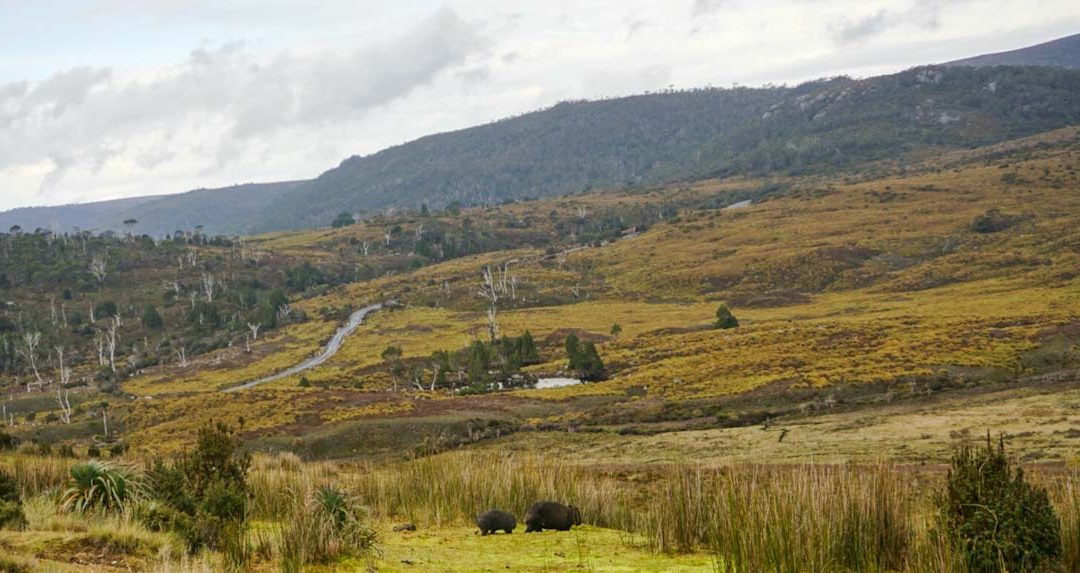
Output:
56 388 72 424
105 315 122 372
20 331 43 387
477 266 500 342
54 344 72 387
201 273 217 302
90 256 108 288
175 347 189 367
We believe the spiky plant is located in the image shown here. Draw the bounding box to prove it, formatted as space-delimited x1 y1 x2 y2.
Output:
59 460 144 514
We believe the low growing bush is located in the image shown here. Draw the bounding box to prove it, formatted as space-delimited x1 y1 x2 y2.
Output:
942 435 1062 572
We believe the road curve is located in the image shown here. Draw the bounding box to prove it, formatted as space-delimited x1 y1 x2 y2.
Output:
222 302 385 392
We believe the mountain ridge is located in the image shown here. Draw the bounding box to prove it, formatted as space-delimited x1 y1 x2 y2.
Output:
4 33 1080 236
945 32 1080 69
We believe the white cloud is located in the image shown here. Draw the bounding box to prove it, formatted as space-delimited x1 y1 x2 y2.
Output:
0 6 485 200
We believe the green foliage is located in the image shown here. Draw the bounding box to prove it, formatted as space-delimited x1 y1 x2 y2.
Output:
144 423 251 553
331 212 356 228
0 500 26 531
970 208 1021 233
565 335 606 381
0 432 17 451
0 470 18 503
141 305 163 329
94 300 118 319
285 262 326 292
941 436 1062 572
280 485 377 572
715 304 739 329
59 460 144 514
299 376 311 388
0 470 25 531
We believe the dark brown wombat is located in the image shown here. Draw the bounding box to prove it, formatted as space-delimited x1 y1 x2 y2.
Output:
524 501 582 533
476 509 516 535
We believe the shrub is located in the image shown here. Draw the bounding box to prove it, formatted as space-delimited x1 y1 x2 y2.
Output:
331 212 356 228
59 460 144 514
56 444 76 458
87 444 102 458
565 335 607 381
715 304 739 329
0 470 17 504
970 208 1020 233
0 501 27 531
0 470 26 531
0 432 18 451
145 423 251 555
941 435 1061 572
141 305 164 329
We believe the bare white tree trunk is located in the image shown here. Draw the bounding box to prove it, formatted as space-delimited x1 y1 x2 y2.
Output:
429 363 441 392
90 256 107 288
201 273 217 302
20 331 43 387
56 388 72 424
477 266 500 342
106 315 121 372
54 345 72 387
247 322 261 341
175 347 189 367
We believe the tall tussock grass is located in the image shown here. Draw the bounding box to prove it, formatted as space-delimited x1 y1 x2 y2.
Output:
4 454 71 497
245 451 1080 572
698 465 909 572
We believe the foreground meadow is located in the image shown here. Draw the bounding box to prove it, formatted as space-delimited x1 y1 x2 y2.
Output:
1 442 1078 572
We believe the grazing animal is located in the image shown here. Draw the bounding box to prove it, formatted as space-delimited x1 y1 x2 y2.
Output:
476 510 516 535
524 501 582 533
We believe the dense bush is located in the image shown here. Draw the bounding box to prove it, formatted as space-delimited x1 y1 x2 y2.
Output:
0 470 26 531
970 208 1021 233
565 333 606 382
0 432 18 451
144 423 251 555
941 435 1061 572
715 304 739 329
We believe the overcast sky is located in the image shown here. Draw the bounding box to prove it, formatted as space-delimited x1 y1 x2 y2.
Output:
1 0 1078 211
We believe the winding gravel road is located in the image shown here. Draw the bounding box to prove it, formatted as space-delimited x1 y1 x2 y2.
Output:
222 302 385 392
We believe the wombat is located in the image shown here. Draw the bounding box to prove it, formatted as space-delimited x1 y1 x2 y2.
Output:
524 501 582 533
476 509 516 535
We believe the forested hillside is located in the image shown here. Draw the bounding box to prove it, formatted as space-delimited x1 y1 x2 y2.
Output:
4 64 1080 236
